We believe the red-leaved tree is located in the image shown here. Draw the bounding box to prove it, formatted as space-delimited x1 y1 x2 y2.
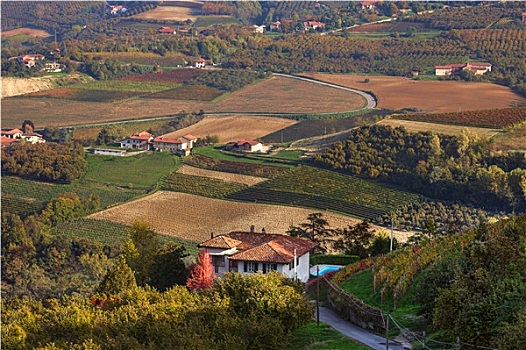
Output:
186 249 215 291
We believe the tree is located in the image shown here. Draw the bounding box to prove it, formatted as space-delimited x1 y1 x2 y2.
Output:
148 243 189 291
335 221 374 258
287 212 334 253
21 120 35 134
125 220 161 286
97 256 137 295
186 249 215 292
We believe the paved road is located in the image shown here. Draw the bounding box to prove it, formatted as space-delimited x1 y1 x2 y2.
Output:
273 73 377 109
317 307 407 350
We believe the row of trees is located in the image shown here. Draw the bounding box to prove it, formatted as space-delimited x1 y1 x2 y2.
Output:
315 125 526 212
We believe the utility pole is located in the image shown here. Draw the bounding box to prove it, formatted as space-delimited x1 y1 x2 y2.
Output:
385 313 390 350
316 265 320 327
390 218 394 252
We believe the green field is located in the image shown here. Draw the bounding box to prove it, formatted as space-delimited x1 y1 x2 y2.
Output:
258 166 420 212
1 176 143 217
162 172 247 198
51 218 199 255
72 80 180 93
84 152 180 190
194 16 239 27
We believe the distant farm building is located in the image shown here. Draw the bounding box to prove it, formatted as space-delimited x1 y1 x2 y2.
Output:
194 58 206 69
226 140 263 153
44 62 63 73
1 128 45 144
120 131 154 150
522 12 526 24
270 21 281 31
252 25 265 34
158 26 176 35
303 21 326 31
92 148 127 156
0 136 20 148
153 135 196 156
434 62 492 76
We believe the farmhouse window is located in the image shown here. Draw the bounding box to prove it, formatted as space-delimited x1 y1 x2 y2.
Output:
244 262 257 273
263 263 277 273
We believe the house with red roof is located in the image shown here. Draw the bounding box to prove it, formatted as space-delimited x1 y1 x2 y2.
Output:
120 131 154 150
522 12 526 24
270 21 281 31
226 140 262 153
303 21 326 31
157 26 176 35
21 132 46 144
194 58 206 69
153 136 193 156
199 230 318 282
1 128 23 139
0 136 20 148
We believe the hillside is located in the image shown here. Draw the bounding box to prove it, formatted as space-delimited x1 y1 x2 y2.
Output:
328 215 526 349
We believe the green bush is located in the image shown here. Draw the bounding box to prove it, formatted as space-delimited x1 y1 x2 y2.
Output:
310 254 360 266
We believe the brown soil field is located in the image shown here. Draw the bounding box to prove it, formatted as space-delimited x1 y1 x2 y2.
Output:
132 5 200 21
207 76 366 114
161 115 297 143
1 27 51 38
377 119 502 138
177 165 266 186
2 76 361 128
89 191 411 243
301 73 526 113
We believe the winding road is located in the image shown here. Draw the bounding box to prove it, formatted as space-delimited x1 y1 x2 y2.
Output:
273 73 377 109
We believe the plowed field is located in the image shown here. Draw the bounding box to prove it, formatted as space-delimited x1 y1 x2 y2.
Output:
301 73 526 113
89 191 411 242
177 165 266 186
161 115 297 143
2 27 51 37
132 5 201 21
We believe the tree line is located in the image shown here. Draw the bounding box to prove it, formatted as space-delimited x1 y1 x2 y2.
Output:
314 125 526 212
1 142 87 183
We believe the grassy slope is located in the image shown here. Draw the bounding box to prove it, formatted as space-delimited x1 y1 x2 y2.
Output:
84 152 180 190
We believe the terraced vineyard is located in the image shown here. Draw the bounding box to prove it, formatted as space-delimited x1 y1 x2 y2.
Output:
162 173 247 198
226 166 421 220
50 218 199 255
1 176 143 217
185 155 290 178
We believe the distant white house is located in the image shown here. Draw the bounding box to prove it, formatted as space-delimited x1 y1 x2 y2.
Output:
153 135 196 156
252 25 265 34
92 148 127 156
120 131 154 150
1 128 45 144
226 140 263 153
194 58 206 69
434 62 492 76
21 132 46 144
199 230 318 282
270 21 281 31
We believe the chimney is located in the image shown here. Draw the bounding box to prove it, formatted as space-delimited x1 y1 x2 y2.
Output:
211 231 214 239
261 228 266 234
250 225 255 233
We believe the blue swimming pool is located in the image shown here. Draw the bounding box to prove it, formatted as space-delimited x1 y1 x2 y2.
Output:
310 265 342 277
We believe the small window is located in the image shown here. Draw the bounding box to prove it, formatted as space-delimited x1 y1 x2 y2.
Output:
265 263 277 273
247 262 257 272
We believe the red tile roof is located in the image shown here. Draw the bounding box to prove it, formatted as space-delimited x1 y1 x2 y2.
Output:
236 140 260 146
0 136 20 147
200 236 242 249
153 136 185 144
200 231 318 264
1 128 23 136
182 134 197 141
130 131 153 141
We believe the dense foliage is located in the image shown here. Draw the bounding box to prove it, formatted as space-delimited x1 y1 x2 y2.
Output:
1 142 87 183
415 215 526 348
315 125 526 212
2 272 313 350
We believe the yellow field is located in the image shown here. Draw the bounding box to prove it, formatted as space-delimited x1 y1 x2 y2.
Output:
301 73 526 113
377 118 502 138
162 115 297 143
1 27 51 38
89 191 412 243
132 5 201 21
177 165 266 186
